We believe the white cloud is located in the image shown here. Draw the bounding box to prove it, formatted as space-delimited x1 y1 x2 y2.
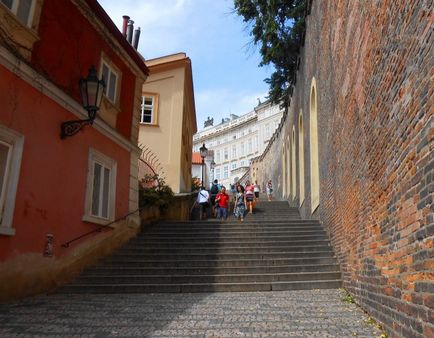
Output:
99 0 195 57
196 88 268 129
98 0 270 131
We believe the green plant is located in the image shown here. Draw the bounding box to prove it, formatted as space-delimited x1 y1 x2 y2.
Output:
342 293 355 304
139 174 174 211
365 316 375 325
233 0 306 107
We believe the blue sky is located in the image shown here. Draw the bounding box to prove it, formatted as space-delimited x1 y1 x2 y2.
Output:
99 0 273 131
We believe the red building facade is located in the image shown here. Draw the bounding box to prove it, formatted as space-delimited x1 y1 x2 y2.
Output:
0 0 148 300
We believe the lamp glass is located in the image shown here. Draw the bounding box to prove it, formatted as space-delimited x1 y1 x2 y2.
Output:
199 144 208 159
79 66 105 117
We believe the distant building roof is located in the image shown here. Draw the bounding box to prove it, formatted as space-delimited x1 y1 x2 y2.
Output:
192 152 203 164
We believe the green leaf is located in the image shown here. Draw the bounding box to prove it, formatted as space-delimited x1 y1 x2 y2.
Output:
234 0 306 104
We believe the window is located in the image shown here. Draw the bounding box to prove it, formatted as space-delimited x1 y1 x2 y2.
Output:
232 145 236 158
248 139 252 153
0 125 24 236
1 0 35 26
140 94 158 124
215 150 220 163
224 148 228 160
101 61 119 104
223 166 228 179
84 149 117 224
231 163 237 170
233 135 236 140
255 136 259 152
215 168 220 180
240 142 245 155
265 124 270 139
241 160 245 167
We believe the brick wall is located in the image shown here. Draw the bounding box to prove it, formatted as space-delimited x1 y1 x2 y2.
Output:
252 1 433 337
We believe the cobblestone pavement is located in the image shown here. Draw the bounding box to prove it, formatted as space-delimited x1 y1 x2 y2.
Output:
0 289 382 338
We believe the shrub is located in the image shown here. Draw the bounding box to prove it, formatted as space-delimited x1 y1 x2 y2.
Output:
139 174 174 211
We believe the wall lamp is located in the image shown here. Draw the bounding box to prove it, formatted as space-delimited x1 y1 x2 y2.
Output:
60 65 105 139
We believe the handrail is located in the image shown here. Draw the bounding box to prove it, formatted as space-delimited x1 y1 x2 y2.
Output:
62 209 140 248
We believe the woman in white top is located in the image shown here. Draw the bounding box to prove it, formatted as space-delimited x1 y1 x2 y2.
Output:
253 180 260 201
196 187 210 220
266 180 273 201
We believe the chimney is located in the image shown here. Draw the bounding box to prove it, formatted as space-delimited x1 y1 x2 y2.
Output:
122 15 130 37
133 27 141 50
126 20 134 44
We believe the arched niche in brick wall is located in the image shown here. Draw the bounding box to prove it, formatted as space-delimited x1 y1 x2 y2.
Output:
299 111 305 205
281 145 286 197
286 135 291 196
292 126 296 199
310 77 320 213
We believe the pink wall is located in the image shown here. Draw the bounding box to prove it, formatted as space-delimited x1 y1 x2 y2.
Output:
31 0 137 139
0 64 130 261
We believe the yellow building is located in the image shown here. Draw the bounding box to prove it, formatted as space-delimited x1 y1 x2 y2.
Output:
139 53 197 193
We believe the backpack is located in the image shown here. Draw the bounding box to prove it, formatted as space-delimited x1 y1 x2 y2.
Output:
210 184 219 195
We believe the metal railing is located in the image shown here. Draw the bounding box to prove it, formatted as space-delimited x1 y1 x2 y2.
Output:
62 209 140 248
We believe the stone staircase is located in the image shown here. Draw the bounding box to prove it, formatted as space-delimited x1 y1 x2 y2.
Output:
60 201 342 293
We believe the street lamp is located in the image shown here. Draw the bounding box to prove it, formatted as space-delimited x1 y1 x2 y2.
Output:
199 143 208 188
60 65 105 139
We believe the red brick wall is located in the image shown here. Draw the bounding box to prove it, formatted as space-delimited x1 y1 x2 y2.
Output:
253 1 433 336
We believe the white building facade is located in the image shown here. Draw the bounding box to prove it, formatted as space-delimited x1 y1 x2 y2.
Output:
193 101 283 188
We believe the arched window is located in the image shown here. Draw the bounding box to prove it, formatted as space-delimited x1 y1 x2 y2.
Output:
292 127 296 199
299 112 305 205
310 77 320 212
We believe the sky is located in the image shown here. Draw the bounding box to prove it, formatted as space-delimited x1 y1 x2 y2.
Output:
98 0 273 131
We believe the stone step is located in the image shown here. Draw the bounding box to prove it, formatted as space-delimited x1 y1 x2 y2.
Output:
117 245 333 254
109 251 335 261
138 232 327 239
128 239 332 248
150 225 323 232
73 271 341 284
149 225 324 232
101 256 338 268
136 235 328 242
58 201 341 293
85 263 341 275
161 219 314 226
142 229 326 236
60 279 342 293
